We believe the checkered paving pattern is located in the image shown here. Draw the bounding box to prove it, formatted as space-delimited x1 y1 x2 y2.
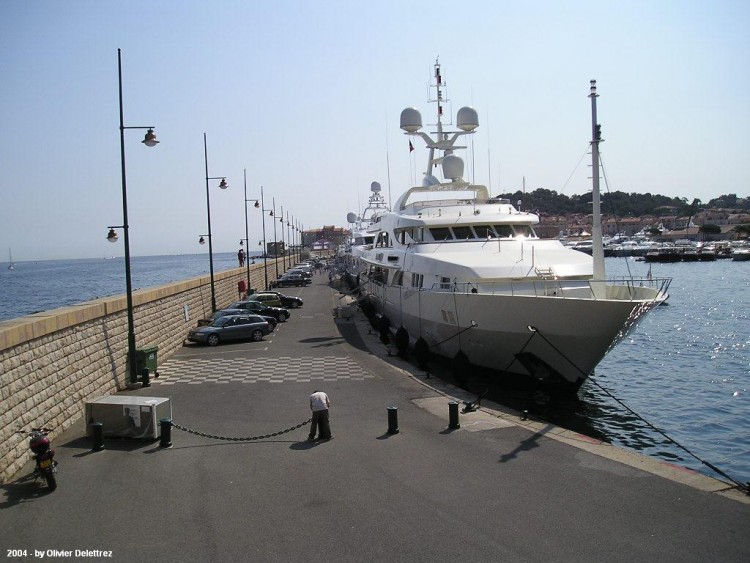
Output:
152 356 375 385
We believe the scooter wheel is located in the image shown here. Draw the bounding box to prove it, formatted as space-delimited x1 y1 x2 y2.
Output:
44 471 57 491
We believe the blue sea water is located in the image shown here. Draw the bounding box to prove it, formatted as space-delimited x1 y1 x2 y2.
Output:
1 254 748 486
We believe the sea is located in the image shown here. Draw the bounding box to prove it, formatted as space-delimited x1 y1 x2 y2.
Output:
1 253 748 487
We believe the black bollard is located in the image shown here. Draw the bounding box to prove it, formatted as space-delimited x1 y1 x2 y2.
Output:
91 422 104 452
448 401 460 429
141 368 151 388
387 406 399 435
159 419 172 448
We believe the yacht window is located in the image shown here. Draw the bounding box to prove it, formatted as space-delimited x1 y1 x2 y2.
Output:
411 273 423 289
514 225 534 238
440 276 451 290
451 226 475 240
493 225 514 238
392 271 403 286
429 227 453 241
476 225 494 238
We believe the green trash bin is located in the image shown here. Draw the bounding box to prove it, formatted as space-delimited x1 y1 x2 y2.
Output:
136 346 159 377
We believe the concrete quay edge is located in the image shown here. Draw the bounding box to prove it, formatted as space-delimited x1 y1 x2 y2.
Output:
336 293 750 505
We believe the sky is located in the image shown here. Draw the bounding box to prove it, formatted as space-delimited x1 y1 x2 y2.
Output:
1 0 748 261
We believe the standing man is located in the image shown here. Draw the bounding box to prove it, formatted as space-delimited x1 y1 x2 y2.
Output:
308 390 332 441
238 248 245 267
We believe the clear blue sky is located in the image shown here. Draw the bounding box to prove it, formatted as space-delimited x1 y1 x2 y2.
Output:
1 0 748 261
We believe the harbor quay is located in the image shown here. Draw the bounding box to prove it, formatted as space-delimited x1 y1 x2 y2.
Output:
1 269 749 562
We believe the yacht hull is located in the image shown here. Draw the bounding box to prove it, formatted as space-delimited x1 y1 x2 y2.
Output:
364 282 662 390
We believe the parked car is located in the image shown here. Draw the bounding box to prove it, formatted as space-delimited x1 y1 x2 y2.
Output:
227 300 291 322
245 293 283 308
287 268 312 280
270 273 309 288
249 291 303 309
187 315 272 346
212 308 278 330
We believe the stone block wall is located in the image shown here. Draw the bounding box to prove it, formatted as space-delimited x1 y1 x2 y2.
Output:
0 257 285 483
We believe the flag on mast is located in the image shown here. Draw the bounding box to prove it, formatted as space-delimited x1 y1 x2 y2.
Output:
409 140 414 152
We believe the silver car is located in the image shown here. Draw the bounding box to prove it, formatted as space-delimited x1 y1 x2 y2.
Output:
187 315 272 346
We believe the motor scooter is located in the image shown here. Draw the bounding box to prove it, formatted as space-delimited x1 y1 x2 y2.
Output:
23 428 58 491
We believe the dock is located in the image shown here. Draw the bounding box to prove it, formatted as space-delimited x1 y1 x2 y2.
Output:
1 269 748 562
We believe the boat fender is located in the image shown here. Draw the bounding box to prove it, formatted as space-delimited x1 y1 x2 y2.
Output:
395 327 409 353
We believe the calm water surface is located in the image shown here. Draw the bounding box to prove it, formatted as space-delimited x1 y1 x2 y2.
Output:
1 254 748 486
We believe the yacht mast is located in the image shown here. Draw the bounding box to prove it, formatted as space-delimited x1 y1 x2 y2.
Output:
589 80 605 282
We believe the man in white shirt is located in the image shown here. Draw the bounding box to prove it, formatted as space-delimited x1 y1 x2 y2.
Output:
308 390 332 441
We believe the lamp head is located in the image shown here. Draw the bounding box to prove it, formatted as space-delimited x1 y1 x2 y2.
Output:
254 201 260 208
142 128 159 147
199 236 206 245
219 178 228 189
106 228 119 243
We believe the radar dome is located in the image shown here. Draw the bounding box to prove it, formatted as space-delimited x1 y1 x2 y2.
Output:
457 106 479 131
442 155 464 181
347 212 357 224
370 181 381 193
400 107 422 133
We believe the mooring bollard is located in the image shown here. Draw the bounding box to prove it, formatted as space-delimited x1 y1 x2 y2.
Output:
448 401 460 429
141 368 151 388
159 419 172 448
91 422 104 452
387 406 399 435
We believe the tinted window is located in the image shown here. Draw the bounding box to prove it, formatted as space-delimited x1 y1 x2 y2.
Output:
451 226 474 239
430 227 452 241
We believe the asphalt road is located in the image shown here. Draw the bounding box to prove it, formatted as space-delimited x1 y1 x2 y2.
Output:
2 270 749 562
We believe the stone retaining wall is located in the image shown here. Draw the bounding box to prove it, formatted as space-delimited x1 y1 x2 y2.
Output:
0 257 285 483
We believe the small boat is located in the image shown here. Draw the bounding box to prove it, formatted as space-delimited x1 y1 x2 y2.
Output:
7 248 14 270
731 243 750 261
357 61 670 392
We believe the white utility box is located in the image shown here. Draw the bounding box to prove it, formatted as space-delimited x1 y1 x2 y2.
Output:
85 396 172 440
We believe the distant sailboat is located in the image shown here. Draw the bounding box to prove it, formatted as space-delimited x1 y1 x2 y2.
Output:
8 248 14 270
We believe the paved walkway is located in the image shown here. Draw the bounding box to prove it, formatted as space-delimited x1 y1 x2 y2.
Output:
2 270 749 562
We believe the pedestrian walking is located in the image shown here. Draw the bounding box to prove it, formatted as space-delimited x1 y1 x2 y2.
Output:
308 390 332 441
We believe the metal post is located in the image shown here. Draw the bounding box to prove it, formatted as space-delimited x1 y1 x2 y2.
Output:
280 205 286 271
272 197 279 279
448 401 460 429
159 419 172 448
260 186 269 290
387 406 399 434
243 169 251 292
91 422 104 452
204 133 217 312
118 49 138 386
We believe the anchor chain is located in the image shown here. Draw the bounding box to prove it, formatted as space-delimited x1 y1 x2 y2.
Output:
171 418 312 442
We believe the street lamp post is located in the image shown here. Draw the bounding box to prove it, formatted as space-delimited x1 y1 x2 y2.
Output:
202 132 228 312
279 205 286 271
271 197 279 279
108 48 159 386
286 211 292 269
242 169 260 293
260 186 269 290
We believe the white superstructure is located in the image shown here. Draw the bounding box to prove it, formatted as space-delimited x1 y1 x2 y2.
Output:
358 61 670 391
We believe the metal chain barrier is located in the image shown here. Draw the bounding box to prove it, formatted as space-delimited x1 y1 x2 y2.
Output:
171 418 312 442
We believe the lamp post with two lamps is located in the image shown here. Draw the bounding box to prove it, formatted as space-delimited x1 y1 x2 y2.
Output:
107 48 159 386
241 169 260 293
201 133 228 313
271 197 279 279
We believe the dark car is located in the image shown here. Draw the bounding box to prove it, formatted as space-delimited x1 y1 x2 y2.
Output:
187 315 272 346
212 308 278 330
227 300 291 322
287 268 312 280
249 291 303 309
270 273 309 288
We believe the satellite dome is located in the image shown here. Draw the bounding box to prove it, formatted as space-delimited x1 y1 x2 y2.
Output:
346 212 357 224
400 107 422 133
370 181 381 193
456 106 479 131
442 155 464 181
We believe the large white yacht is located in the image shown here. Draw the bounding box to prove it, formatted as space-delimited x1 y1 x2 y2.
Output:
358 61 670 392
344 181 389 262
